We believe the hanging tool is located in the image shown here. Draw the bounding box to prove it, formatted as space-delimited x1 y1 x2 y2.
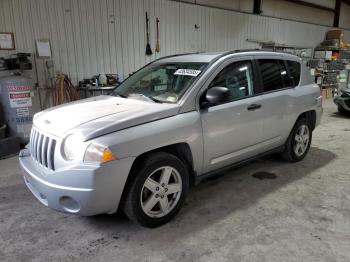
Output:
145 12 153 56
52 74 79 106
155 17 160 53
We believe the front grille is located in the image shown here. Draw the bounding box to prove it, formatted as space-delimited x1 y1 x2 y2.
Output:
29 128 57 170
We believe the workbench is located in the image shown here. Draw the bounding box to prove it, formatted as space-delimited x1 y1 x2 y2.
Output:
77 86 117 98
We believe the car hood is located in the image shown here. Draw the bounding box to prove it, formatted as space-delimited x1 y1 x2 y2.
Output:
34 95 180 140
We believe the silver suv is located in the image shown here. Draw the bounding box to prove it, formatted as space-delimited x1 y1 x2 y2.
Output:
19 50 322 227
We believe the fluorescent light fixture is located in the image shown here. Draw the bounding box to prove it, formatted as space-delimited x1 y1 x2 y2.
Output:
239 66 248 71
281 70 287 75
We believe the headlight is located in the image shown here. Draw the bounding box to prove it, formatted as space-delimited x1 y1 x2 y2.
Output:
62 134 83 161
84 143 117 163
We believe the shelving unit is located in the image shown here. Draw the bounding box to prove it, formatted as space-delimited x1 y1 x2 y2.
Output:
246 38 313 62
308 47 350 98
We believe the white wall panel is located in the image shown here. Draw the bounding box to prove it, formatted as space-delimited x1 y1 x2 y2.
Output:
0 0 349 88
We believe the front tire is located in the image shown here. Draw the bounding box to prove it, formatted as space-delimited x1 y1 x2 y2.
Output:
282 118 312 162
123 152 189 228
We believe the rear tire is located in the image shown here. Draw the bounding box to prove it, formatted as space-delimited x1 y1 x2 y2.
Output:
282 118 312 162
123 152 189 228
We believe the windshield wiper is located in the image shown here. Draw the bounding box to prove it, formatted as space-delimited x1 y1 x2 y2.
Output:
112 91 127 98
128 93 163 103
149 96 164 103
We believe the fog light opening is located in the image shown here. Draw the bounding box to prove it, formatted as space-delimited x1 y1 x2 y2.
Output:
59 196 80 213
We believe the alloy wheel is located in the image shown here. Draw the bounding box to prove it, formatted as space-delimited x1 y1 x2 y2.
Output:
140 166 182 218
293 124 310 157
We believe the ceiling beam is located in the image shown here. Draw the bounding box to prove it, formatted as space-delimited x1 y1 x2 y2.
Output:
334 0 341 27
253 0 262 14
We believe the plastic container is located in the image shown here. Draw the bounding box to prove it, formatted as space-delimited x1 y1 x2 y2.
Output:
99 73 107 86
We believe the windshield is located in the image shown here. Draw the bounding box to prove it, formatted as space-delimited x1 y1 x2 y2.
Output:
112 62 208 103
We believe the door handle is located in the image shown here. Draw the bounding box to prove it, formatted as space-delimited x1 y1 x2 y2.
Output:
247 104 262 111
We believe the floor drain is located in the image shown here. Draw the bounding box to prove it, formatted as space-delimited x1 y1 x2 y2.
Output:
252 171 277 180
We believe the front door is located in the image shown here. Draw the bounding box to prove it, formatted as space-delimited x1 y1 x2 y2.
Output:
200 59 264 173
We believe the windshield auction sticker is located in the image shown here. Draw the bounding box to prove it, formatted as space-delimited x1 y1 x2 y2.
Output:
174 69 201 77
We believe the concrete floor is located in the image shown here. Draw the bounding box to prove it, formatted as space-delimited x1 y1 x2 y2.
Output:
1 99 350 262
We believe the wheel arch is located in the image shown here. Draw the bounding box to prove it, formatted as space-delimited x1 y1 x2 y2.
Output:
118 143 195 210
296 110 316 131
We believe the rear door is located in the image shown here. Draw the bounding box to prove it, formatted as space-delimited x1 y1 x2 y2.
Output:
255 58 298 151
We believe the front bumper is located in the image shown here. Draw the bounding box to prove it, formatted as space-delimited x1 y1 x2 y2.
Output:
19 151 135 216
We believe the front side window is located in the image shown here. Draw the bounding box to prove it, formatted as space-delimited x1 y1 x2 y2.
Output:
258 59 285 92
209 60 254 102
112 62 207 103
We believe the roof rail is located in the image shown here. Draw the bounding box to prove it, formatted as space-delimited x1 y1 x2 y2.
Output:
152 51 204 63
150 48 295 67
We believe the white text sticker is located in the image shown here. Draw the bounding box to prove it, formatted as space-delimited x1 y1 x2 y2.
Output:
16 107 30 117
174 69 201 77
166 96 176 102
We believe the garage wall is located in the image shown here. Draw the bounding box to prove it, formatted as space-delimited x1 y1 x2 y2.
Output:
261 0 335 27
178 0 350 29
179 0 254 13
0 0 349 88
298 0 335 9
340 2 350 29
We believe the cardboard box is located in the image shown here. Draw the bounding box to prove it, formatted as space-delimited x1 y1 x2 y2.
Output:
326 88 332 98
326 29 343 40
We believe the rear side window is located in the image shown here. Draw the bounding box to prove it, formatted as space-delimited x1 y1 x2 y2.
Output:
258 59 284 92
279 61 293 88
286 60 301 87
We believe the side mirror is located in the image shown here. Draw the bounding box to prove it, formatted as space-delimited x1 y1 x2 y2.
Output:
203 86 230 107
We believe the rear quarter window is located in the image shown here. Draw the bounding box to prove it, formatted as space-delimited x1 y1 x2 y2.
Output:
286 60 301 87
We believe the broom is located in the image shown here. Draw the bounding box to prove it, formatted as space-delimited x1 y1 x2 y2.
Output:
145 12 153 56
155 17 160 53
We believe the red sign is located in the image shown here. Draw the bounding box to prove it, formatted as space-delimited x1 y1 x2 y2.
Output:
9 93 31 99
7 85 31 91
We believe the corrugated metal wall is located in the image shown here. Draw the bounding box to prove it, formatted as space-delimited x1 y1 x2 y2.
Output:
1 0 349 87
